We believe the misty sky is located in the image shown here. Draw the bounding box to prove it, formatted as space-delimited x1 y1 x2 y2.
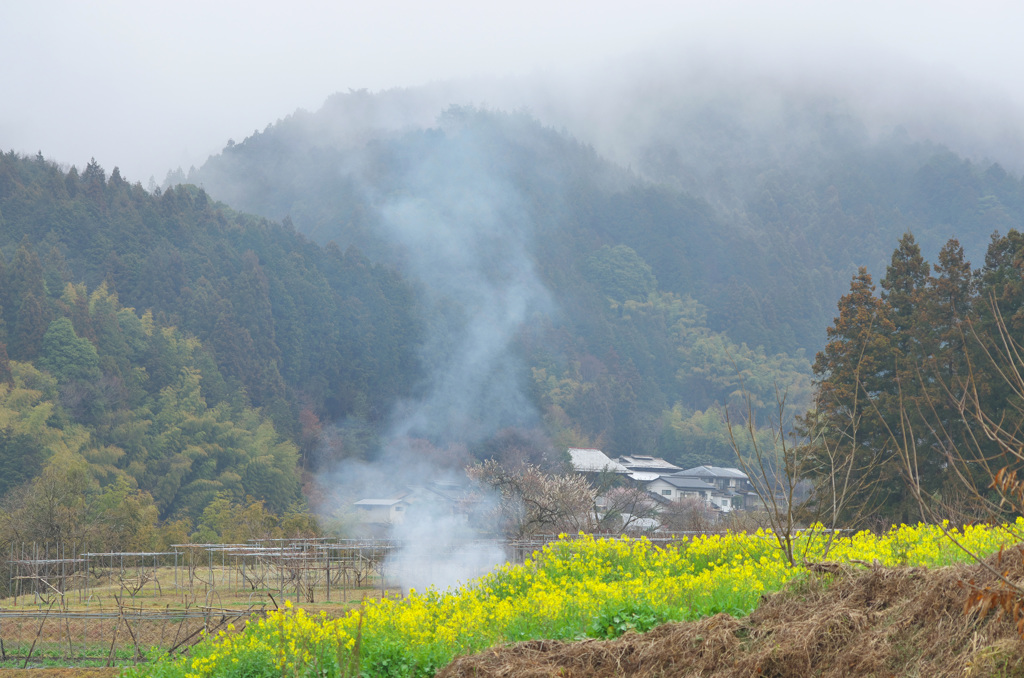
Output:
3 0 1024 183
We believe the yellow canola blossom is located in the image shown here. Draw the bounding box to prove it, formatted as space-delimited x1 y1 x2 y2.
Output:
141 521 1024 678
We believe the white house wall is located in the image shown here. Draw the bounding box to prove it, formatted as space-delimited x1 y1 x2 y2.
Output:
645 479 712 502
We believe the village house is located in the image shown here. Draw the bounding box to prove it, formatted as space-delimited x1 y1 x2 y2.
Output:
567 448 631 477
645 475 717 502
560 450 767 521
616 454 682 483
351 479 475 535
632 465 764 513
566 448 646 519
675 465 753 492
670 465 761 511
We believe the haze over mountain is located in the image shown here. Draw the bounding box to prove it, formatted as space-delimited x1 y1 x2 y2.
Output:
186 71 1024 350
4 2 1024 540
164 70 1021 476
6 2 1024 182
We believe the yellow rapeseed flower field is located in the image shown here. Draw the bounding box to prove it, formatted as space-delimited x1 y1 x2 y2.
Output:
130 520 1024 678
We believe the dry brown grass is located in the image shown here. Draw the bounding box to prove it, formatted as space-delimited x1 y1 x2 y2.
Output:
440 548 1024 677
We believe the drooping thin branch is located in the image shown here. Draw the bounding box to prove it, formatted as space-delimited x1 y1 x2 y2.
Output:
871 292 1024 596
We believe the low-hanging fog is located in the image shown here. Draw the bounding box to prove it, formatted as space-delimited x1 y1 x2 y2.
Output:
182 49 1024 230
6 2 1024 184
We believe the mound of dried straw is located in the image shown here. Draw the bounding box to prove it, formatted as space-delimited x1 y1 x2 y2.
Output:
439 549 1024 677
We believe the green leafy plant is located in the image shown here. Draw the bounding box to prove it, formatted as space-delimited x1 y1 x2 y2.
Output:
589 600 668 639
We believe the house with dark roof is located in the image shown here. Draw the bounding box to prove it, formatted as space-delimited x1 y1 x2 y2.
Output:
645 475 717 503
674 465 752 491
670 466 759 511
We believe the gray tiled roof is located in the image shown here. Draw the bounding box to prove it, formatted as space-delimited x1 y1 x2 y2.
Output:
568 448 629 473
674 465 748 480
653 476 716 490
617 455 682 472
353 499 407 506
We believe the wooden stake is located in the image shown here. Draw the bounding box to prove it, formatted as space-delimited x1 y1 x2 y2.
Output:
23 599 55 668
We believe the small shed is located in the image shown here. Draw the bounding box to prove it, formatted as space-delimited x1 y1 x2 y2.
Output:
353 498 410 525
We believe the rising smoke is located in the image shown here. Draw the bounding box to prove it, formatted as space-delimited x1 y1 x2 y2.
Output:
316 109 557 592
378 114 554 444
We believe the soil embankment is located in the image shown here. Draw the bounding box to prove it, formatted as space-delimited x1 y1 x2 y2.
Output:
440 551 1024 677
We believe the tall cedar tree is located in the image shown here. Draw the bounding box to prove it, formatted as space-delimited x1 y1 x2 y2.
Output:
814 267 897 408
811 267 907 524
0 250 7 343
812 235 1017 523
927 238 975 378
11 292 50 361
877 234 939 507
880 233 930 360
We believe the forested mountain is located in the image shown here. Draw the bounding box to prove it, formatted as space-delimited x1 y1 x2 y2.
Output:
184 94 1024 466
190 106 825 466
0 151 422 543
189 92 1024 357
0 136 816 527
0 152 421 431
5 80 1024 540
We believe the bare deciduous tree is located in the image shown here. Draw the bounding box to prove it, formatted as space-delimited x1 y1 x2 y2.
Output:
597 485 661 534
467 460 595 538
727 384 811 566
879 296 1024 570
861 295 1024 632
658 496 717 533
727 371 883 565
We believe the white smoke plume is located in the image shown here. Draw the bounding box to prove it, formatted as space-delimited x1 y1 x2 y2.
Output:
315 110 557 592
